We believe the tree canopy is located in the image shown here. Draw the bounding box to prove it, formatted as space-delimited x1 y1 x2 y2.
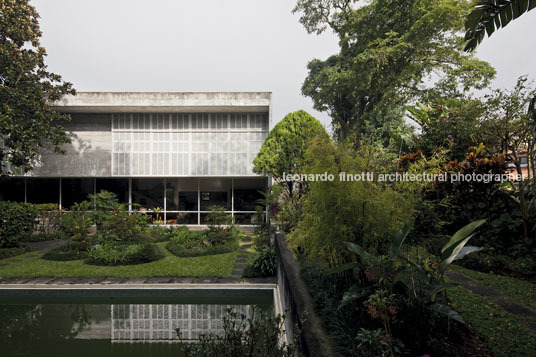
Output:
294 0 495 143
0 0 75 174
252 110 329 181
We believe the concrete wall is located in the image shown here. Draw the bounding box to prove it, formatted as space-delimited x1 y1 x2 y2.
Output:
23 92 272 178
28 113 112 177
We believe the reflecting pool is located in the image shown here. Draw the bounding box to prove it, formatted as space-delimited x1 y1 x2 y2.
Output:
0 289 273 357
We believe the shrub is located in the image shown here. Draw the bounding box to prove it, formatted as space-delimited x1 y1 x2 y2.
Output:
88 190 119 228
206 205 232 232
101 204 148 242
86 243 164 266
35 203 63 234
61 201 93 251
42 244 89 261
177 306 298 357
0 201 36 247
147 226 184 242
288 140 414 266
166 229 239 258
0 246 30 260
26 232 67 242
244 247 276 278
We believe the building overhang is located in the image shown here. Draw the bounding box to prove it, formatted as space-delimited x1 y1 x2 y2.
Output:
51 92 272 113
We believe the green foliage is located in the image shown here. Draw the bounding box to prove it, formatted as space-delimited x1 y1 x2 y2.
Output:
355 327 405 357
480 76 536 243
88 190 119 228
101 204 148 242
288 138 414 266
464 0 536 51
61 201 92 251
35 202 63 234
41 244 89 261
166 229 240 258
295 0 495 142
26 231 67 242
0 201 36 247
327 221 485 353
177 306 298 357
206 205 232 232
87 243 164 266
253 110 329 182
0 0 75 174
448 286 536 357
0 246 29 260
407 100 485 161
244 247 276 278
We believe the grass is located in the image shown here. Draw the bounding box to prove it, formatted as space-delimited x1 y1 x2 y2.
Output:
451 265 536 310
0 243 238 278
448 286 536 357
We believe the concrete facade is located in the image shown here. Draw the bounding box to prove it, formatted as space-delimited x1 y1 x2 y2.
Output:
22 92 271 178
2 92 271 225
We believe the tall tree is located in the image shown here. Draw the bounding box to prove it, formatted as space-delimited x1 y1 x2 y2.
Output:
253 110 329 196
464 0 536 51
0 0 75 175
294 0 495 143
480 76 536 242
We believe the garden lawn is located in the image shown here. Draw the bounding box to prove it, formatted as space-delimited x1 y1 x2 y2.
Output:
448 286 536 357
451 265 536 310
0 243 238 278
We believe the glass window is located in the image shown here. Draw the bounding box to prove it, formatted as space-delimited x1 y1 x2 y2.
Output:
233 178 266 211
0 178 25 202
132 179 164 210
27 178 59 205
166 179 179 211
199 178 231 211
96 178 129 203
178 178 198 211
61 178 95 209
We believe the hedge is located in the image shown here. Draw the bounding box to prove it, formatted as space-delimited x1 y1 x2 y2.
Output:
0 201 36 247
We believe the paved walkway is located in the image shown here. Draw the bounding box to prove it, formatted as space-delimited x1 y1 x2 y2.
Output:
231 229 255 278
0 276 276 285
446 271 536 335
22 238 69 252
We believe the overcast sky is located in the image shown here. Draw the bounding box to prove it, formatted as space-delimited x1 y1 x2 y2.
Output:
32 0 536 132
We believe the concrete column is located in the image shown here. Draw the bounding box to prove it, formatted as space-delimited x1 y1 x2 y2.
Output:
58 178 62 210
128 178 132 213
163 178 167 223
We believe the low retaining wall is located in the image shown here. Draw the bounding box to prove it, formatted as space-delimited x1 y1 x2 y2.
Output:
274 230 335 357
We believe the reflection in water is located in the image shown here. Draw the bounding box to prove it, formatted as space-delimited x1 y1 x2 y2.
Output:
0 303 258 357
112 304 252 342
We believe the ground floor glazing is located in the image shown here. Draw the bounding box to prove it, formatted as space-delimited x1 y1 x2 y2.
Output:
0 177 267 225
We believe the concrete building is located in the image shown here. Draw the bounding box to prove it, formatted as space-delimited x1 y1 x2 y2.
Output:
0 92 271 225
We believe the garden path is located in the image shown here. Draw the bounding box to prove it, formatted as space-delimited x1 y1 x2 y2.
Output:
231 229 254 278
446 271 536 335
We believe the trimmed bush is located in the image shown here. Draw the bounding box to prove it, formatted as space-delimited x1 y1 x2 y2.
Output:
0 246 30 260
0 201 36 247
166 229 239 258
42 244 89 261
86 243 165 266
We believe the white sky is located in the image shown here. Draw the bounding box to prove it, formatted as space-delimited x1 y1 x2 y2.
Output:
32 0 536 132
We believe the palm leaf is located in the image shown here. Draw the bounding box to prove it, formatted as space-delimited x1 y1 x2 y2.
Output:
464 0 536 51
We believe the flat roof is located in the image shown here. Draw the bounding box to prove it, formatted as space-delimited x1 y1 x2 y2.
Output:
51 92 272 113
